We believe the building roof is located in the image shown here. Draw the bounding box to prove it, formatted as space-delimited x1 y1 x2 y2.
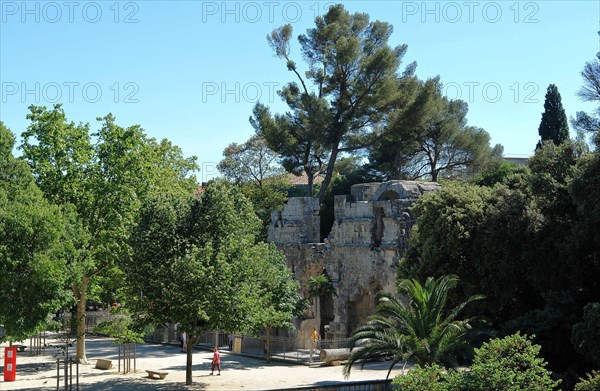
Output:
503 155 531 166
286 171 325 186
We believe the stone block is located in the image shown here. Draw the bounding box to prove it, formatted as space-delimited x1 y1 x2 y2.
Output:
95 359 112 370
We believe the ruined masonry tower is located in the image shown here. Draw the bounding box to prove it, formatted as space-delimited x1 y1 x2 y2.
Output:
268 180 440 344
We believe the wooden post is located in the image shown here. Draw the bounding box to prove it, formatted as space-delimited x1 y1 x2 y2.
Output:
126 343 130 373
69 359 73 390
64 359 68 391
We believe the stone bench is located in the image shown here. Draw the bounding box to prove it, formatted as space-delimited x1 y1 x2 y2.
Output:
95 359 113 370
146 370 169 379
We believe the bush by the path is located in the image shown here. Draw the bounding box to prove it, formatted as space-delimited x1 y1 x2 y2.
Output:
392 333 561 390
574 371 600 391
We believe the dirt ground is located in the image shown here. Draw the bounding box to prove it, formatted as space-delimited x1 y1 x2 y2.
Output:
0 335 407 390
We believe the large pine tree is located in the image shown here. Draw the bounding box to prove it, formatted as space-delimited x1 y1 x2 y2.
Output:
251 4 416 203
537 84 569 148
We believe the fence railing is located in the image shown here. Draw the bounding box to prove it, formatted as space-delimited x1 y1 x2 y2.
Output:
281 379 393 391
56 317 351 365
142 326 349 364
59 311 114 334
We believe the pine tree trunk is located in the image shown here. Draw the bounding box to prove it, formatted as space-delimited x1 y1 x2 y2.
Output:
317 145 339 204
306 168 314 197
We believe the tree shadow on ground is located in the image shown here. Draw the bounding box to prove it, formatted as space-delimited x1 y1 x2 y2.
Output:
161 355 284 373
84 337 183 360
15 377 211 391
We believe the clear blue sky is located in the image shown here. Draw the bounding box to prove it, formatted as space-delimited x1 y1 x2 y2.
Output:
1 1 598 182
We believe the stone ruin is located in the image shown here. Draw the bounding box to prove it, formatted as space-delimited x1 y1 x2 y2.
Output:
268 180 440 347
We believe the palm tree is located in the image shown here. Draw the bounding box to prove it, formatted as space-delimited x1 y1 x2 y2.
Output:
343 275 484 379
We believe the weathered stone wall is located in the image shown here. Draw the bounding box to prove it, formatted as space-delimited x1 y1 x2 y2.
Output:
268 180 440 341
268 197 320 244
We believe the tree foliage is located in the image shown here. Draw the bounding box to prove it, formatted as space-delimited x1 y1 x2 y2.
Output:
126 180 299 384
391 364 450 391
20 104 198 363
249 242 303 360
370 77 503 181
575 371 600 391
252 4 416 202
571 303 600 367
537 84 569 148
217 134 290 240
573 50 600 143
217 134 283 186
0 122 73 340
400 128 600 382
460 333 561 390
392 334 560 391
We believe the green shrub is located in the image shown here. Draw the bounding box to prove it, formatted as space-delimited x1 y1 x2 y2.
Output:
391 364 451 391
574 371 600 391
460 333 561 391
392 333 561 391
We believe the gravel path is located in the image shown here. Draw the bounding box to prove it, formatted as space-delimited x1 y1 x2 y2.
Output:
1 336 407 390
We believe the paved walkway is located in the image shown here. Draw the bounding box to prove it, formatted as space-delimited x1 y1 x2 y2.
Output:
0 335 407 390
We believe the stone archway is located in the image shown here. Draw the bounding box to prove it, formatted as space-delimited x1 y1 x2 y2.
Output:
379 190 400 201
346 282 384 336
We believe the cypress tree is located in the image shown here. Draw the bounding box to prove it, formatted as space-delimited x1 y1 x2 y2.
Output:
537 84 569 148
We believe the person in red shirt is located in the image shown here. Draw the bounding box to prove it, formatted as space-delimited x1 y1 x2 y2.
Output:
210 346 221 375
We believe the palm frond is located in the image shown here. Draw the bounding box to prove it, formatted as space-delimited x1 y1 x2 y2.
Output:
344 274 483 378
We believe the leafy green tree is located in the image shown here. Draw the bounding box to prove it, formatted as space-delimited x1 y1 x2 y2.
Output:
237 179 289 240
218 134 284 186
470 185 543 323
573 48 600 143
217 134 290 239
472 160 529 188
249 242 302 361
400 182 491 295
527 141 581 293
569 149 600 307
95 306 144 344
0 122 73 341
253 4 416 202
343 275 483 379
370 78 503 181
20 104 198 363
537 84 570 148
400 176 556 327
571 303 600 367
126 180 295 384
504 291 580 373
